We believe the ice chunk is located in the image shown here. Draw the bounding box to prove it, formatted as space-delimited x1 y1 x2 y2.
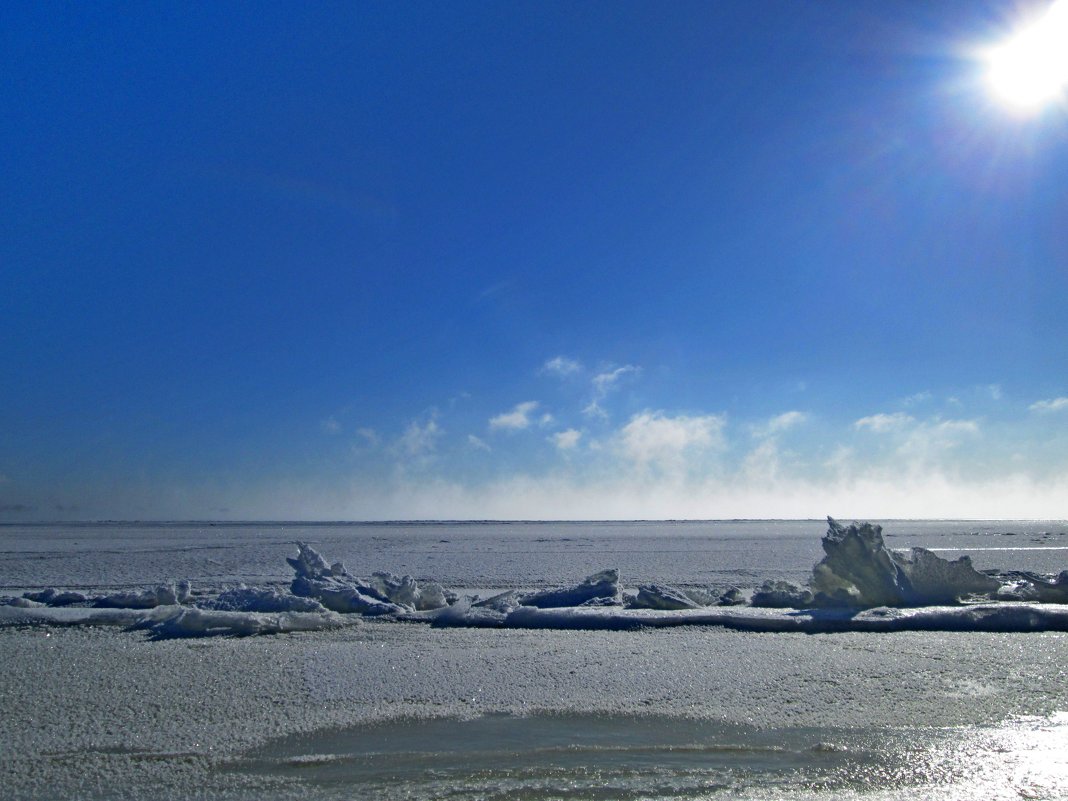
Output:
751 580 813 609
287 542 450 615
893 546 1000 604
288 542 404 614
716 587 749 606
520 569 621 609
1011 571 1068 603
286 542 339 581
294 581 403 616
365 571 452 611
629 584 701 610
211 585 326 613
473 590 526 614
811 518 999 608
143 607 345 638
810 519 911 607
22 588 90 606
93 581 192 609
431 598 509 628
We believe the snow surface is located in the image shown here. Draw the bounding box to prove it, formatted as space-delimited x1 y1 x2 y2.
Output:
3 621 1068 800
4 520 1068 799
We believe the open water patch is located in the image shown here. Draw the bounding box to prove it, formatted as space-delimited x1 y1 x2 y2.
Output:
228 711 1068 800
232 713 879 799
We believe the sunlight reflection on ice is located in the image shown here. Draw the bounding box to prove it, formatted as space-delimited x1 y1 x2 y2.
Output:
234 711 1068 801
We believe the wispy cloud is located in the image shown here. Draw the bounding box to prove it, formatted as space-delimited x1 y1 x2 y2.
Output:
592 365 639 396
583 401 608 419
489 401 540 431
394 418 441 459
1030 397 1068 413
744 412 807 478
320 416 342 434
550 429 582 451
582 364 640 420
742 438 784 480
853 413 979 467
754 410 807 438
854 412 915 433
617 411 726 472
897 419 980 465
902 391 932 407
467 434 491 452
476 280 513 303
541 356 581 377
356 427 380 448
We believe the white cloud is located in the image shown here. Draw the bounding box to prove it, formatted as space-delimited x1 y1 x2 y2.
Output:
852 413 978 466
582 401 607 419
902 391 932 407
617 411 726 472
931 419 980 436
1030 397 1068 413
542 356 581 377
539 413 555 428
320 416 342 434
579 364 640 421
356 427 380 448
744 413 806 475
755 410 807 438
896 419 980 467
467 434 491 452
742 439 783 480
395 419 441 458
986 384 1003 401
551 429 582 451
824 445 855 476
489 401 540 431
854 412 915 433
592 365 639 396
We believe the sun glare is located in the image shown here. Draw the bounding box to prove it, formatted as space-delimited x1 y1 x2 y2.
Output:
984 0 1068 113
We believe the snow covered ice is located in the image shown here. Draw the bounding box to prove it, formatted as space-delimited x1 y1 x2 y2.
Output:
281 519 1068 634
5 519 1068 637
4 517 1068 800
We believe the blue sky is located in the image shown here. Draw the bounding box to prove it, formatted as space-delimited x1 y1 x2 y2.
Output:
2 0 1067 520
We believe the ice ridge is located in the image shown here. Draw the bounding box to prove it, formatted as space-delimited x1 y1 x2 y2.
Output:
4 520 1068 637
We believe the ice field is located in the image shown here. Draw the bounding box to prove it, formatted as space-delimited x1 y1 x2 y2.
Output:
3 519 1068 799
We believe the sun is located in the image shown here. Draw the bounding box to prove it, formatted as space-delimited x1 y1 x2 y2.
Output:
984 0 1068 113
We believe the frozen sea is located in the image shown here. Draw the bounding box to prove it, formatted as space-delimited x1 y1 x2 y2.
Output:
3 519 1068 800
